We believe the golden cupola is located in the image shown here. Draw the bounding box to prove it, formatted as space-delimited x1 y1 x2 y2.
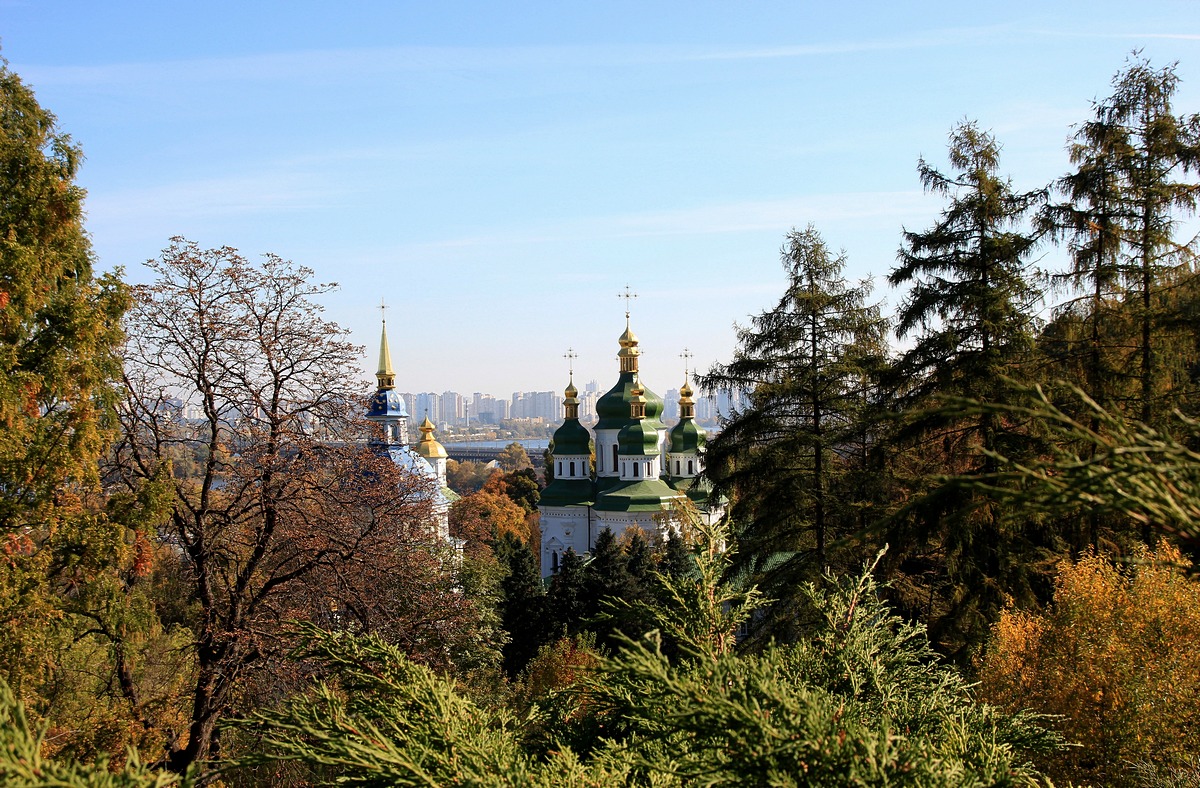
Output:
416 415 448 460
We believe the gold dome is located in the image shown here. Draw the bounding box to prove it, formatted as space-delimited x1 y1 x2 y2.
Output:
416 415 448 459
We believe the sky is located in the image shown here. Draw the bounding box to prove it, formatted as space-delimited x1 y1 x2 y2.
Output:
2 2 1199 399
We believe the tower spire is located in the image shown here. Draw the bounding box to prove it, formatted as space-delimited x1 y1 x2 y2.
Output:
616 286 640 374
377 300 396 390
563 347 580 420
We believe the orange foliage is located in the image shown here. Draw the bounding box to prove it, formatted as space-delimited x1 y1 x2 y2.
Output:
979 542 1200 785
449 490 529 551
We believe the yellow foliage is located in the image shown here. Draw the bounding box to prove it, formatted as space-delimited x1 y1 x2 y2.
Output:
979 542 1200 786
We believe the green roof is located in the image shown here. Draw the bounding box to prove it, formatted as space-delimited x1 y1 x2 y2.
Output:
669 418 707 452
596 371 665 430
618 419 660 456
540 478 596 508
551 418 592 457
594 478 681 512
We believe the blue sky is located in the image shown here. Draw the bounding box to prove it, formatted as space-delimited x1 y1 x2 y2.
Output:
2 2 1198 398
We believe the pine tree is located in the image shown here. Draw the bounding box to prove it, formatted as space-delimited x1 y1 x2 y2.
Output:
886 121 1045 657
698 225 888 639
1102 56 1200 428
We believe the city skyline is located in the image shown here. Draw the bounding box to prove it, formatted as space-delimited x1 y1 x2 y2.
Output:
2 2 1197 394
395 382 726 431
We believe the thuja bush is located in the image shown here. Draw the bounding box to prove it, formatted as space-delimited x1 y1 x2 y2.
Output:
225 523 1061 786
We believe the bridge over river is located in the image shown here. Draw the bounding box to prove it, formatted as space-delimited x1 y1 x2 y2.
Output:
444 440 549 468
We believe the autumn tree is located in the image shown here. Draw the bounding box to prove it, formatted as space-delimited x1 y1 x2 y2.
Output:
444 459 493 495
449 485 529 553
979 543 1200 786
0 56 169 760
112 239 455 772
496 441 533 472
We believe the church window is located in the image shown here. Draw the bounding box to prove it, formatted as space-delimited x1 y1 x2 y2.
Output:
688 459 694 475
552 551 559 573
612 444 618 471
633 462 639 478
569 461 576 476
557 461 562 477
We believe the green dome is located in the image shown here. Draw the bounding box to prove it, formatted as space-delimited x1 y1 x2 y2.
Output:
670 418 706 453
551 418 591 457
596 372 666 430
540 478 595 508
618 419 660 456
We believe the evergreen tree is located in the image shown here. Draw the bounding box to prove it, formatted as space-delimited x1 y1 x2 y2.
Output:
886 121 1045 657
494 533 548 677
658 529 694 583
583 529 638 651
1040 97 1129 413
547 549 587 638
1102 56 1200 428
698 225 888 639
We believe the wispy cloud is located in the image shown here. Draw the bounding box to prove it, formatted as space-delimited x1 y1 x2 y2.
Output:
87 170 336 223
396 192 930 252
17 27 1009 89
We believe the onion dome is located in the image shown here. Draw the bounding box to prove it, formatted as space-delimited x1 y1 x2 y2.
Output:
366 319 408 421
552 377 592 457
367 389 408 420
596 322 666 429
618 418 660 456
670 378 706 453
416 415 448 459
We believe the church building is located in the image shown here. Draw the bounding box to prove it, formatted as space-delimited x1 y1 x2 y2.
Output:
539 316 723 576
365 318 459 543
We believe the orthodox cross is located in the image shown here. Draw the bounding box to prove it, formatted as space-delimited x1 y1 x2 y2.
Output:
680 347 693 379
378 298 388 323
617 285 638 320
564 347 578 380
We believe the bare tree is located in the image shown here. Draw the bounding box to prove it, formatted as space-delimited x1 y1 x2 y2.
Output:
112 239 454 773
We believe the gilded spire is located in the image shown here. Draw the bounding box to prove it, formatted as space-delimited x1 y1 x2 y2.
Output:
617 286 640 374
679 348 695 419
563 348 580 419
377 300 396 390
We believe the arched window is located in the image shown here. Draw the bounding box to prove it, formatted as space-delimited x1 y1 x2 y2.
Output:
569 461 576 476
612 444 618 471
688 459 694 475
633 462 639 478
552 551 559 573
557 461 562 477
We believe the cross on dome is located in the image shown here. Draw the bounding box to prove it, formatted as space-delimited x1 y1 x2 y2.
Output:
617 285 638 323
